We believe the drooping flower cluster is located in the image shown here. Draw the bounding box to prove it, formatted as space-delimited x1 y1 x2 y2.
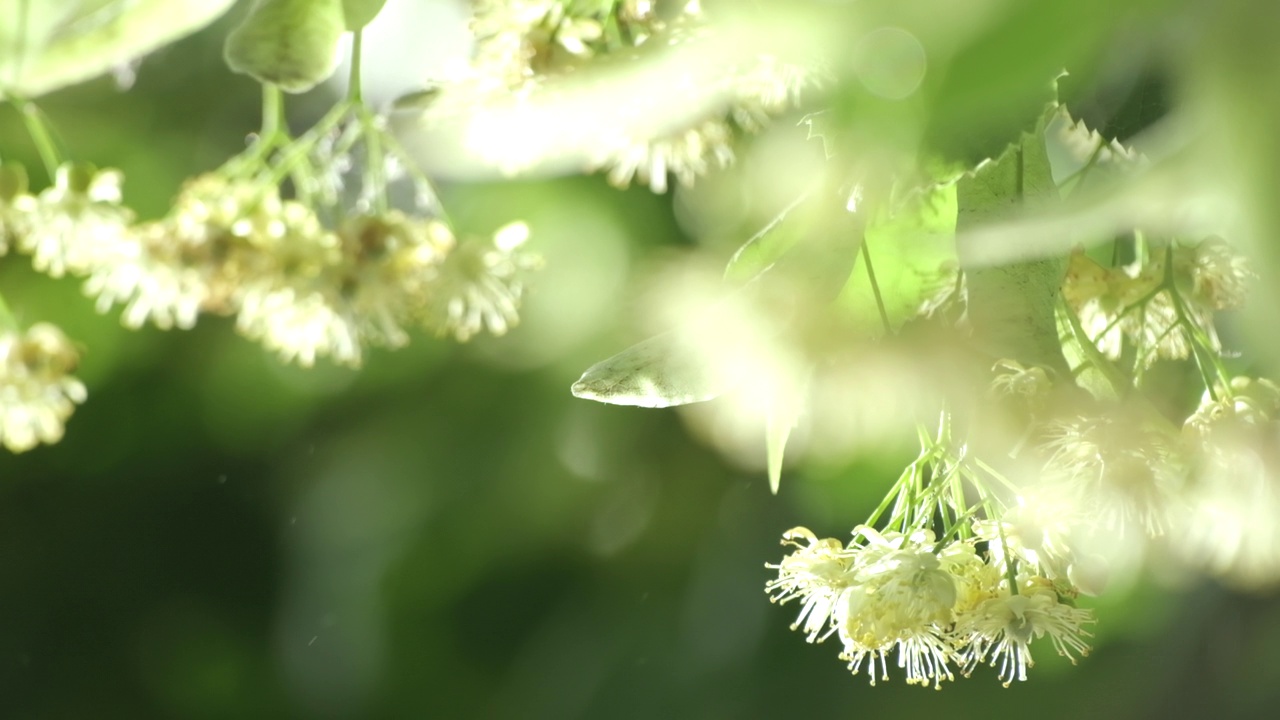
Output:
768 525 1094 688
0 322 87 453
1040 412 1187 539
1175 377 1280 588
429 0 816 192
0 121 540 369
80 173 537 367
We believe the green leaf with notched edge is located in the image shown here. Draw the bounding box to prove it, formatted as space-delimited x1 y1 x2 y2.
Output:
955 106 1071 374
224 0 345 94
0 0 236 99
1045 106 1144 195
342 0 387 31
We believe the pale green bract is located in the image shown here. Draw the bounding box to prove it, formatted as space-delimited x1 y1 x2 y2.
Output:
0 0 236 99
224 0 346 94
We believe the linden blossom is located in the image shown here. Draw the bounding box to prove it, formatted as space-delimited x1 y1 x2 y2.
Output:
767 523 1097 688
0 322 87 453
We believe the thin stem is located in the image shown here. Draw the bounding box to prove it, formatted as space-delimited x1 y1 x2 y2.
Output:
264 100 351 187
1059 294 1129 397
358 106 388 214
861 241 892 335
0 291 18 331
12 97 62 178
260 83 284 140
348 30 365 104
1160 244 1227 398
346 29 389 214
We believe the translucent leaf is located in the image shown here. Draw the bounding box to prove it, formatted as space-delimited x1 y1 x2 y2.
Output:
0 0 236 99
835 184 957 334
575 186 860 413
723 187 863 298
570 329 739 409
224 0 345 94
721 193 810 286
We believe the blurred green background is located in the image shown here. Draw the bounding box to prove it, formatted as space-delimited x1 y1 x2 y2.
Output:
3 1 1280 718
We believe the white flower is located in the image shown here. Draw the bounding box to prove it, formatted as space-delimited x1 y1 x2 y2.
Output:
419 221 540 341
18 163 133 278
83 221 210 330
0 323 87 453
1180 237 1253 311
766 527 856 642
0 162 37 255
1042 414 1187 538
236 285 363 367
1175 381 1280 588
834 528 961 688
599 119 735 194
955 579 1094 686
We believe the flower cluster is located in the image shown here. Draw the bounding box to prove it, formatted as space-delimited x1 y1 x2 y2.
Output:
431 0 815 192
1 127 539 369
768 525 1094 688
1175 377 1280 589
0 322 87 453
1040 413 1186 538
1061 238 1254 369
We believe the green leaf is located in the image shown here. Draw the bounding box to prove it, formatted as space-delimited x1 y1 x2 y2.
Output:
1055 297 1124 401
834 184 958 334
0 0 236 99
721 193 809 286
224 0 345 94
725 187 864 300
955 107 1071 373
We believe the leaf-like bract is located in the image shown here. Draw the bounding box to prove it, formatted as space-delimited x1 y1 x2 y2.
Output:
0 0 236 99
